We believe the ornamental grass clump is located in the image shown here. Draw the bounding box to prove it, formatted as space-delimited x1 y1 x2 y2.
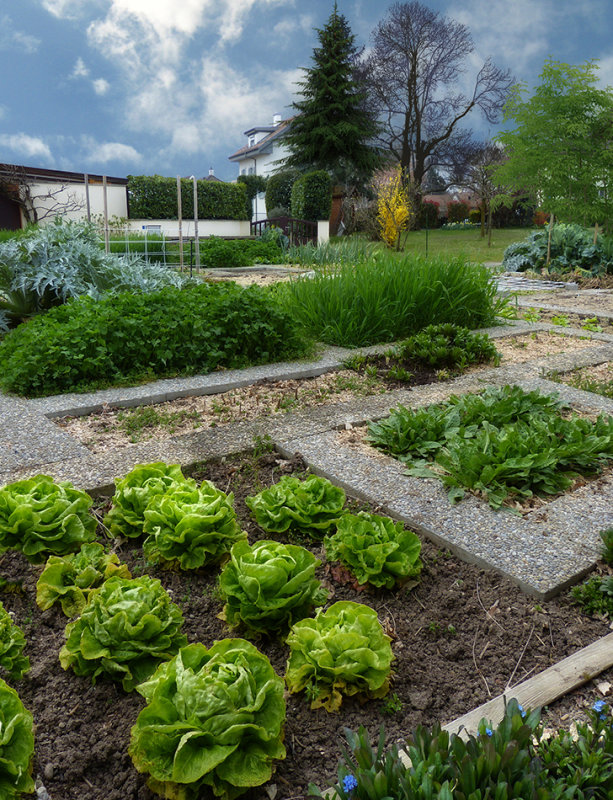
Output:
218 540 328 635
0 602 29 681
285 600 393 712
104 462 192 539
246 475 345 538
129 640 286 800
0 474 96 563
0 679 35 799
324 512 422 590
59 575 187 691
36 542 131 617
142 480 246 569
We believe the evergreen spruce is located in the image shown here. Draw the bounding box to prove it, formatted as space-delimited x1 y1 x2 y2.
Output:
283 4 380 186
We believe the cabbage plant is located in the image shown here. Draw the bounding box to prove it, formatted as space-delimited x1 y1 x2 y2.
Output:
129 639 286 800
104 462 193 539
219 539 328 635
324 512 422 589
0 474 96 563
246 475 345 537
142 480 245 569
59 575 187 691
36 542 131 617
0 679 35 799
285 600 393 711
0 602 29 681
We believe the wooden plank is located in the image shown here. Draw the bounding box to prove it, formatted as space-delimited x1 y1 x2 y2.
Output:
443 631 613 737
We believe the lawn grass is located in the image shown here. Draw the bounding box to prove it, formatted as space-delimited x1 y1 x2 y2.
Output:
398 227 531 262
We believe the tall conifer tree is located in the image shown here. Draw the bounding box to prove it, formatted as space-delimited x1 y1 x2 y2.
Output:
283 4 379 186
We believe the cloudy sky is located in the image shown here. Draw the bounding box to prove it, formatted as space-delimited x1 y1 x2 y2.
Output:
2 0 612 182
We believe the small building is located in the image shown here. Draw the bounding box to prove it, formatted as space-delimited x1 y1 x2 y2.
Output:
0 163 128 229
228 115 292 220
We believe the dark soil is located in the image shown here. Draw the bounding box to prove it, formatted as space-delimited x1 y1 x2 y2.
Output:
1 450 610 800
346 353 491 388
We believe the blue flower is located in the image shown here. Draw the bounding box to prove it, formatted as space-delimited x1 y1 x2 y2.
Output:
592 700 608 720
343 774 358 794
517 703 526 718
485 727 493 737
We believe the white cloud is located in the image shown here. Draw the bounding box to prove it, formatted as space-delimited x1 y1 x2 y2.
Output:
71 57 89 78
41 0 92 19
596 53 613 88
0 133 53 161
272 14 314 42
82 138 142 163
92 78 110 95
0 15 40 54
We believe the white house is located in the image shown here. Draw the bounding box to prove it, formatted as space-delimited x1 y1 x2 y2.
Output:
228 115 292 221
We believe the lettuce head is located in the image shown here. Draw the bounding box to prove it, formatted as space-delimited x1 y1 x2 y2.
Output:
0 679 35 799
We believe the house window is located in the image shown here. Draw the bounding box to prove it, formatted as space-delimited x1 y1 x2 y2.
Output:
248 135 256 147
240 168 246 175
248 166 254 175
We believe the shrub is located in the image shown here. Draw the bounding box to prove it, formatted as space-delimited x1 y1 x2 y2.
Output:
36 542 132 617
341 196 379 239
279 252 509 347
395 323 500 370
418 200 439 228
219 539 328 634
469 207 482 224
285 600 393 711
290 170 332 221
127 175 248 220
502 223 613 274
0 282 314 396
0 474 96 562
129 640 286 800
246 475 346 538
200 236 283 269
237 174 267 219
0 602 29 681
324 513 422 589
142 480 246 569
104 462 192 539
374 168 412 248
447 200 470 223
0 679 35 799
265 170 299 215
59 575 187 691
0 219 192 330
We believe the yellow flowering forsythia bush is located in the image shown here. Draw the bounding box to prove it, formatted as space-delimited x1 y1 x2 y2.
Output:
375 168 412 248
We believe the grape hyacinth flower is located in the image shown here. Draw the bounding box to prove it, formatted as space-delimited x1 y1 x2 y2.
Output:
343 774 358 794
592 699 609 720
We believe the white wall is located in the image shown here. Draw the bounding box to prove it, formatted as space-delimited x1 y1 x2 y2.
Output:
126 219 252 237
29 180 128 225
237 141 291 222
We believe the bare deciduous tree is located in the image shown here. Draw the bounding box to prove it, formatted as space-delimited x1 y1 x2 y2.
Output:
454 142 508 243
0 163 84 225
362 2 513 194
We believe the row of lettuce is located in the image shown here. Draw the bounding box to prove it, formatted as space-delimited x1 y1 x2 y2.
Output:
0 461 611 798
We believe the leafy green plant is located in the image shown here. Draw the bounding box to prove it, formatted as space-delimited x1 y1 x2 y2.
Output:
381 692 403 716
368 385 613 509
59 575 187 691
291 170 333 221
502 223 613 275
601 527 613 564
285 600 393 711
551 314 570 327
581 316 603 332
395 324 500 370
142 480 246 569
523 307 542 323
200 236 283 269
0 474 96 562
0 679 35 799
36 542 132 617
571 576 613 617
218 539 328 635
129 640 286 800
104 462 192 539
246 475 346 537
0 602 29 681
324 512 422 589
0 282 313 397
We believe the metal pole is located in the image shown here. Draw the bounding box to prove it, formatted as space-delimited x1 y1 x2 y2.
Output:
191 175 200 271
84 173 91 222
177 176 184 271
102 175 109 254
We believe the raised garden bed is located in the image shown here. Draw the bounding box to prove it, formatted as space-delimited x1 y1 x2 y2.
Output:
1 450 611 800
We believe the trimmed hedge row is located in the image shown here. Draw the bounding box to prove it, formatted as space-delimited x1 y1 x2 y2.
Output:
0 284 313 396
201 237 283 269
291 171 332 221
127 176 248 221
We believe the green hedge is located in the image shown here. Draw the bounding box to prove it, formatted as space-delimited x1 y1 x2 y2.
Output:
127 176 248 221
291 171 332 221
237 175 267 220
0 284 313 396
200 237 283 268
265 170 299 215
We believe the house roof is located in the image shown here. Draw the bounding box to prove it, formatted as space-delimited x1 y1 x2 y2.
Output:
0 163 128 185
228 118 292 162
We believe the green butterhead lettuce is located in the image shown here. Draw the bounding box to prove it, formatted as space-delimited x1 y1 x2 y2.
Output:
104 462 194 539
142 481 246 569
246 475 345 537
59 575 187 691
219 539 328 635
285 600 393 712
129 639 286 800
0 679 35 799
324 512 422 589
0 602 29 681
0 474 96 563
36 542 132 617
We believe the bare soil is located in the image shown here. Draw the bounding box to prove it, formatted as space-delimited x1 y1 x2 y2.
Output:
2 451 611 800
56 331 599 453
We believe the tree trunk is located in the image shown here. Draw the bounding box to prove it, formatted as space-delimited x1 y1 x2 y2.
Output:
546 214 554 267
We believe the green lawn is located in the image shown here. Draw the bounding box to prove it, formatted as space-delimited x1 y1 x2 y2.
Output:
398 227 530 262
